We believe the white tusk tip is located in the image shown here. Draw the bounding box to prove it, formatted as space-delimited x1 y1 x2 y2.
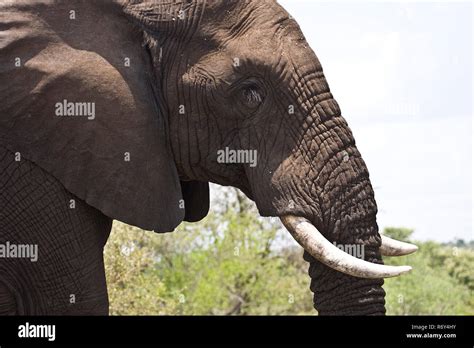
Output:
380 235 419 256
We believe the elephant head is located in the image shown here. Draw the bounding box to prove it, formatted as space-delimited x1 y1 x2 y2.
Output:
0 0 417 315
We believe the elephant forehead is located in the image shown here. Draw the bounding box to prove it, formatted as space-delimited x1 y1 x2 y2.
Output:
199 2 318 73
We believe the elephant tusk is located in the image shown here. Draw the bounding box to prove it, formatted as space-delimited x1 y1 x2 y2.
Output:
379 234 418 256
280 215 412 279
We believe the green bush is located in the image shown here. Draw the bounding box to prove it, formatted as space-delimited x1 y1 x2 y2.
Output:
104 223 178 315
105 190 314 315
383 228 474 315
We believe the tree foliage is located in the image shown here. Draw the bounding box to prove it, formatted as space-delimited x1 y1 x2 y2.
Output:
105 188 314 315
383 228 473 315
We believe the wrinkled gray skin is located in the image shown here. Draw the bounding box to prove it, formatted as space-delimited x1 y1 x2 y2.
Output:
0 0 386 315
156 1 386 315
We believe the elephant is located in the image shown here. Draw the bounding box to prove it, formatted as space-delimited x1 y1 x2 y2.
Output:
0 0 418 315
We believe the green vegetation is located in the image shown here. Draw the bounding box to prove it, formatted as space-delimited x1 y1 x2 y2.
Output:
104 188 473 315
383 229 474 315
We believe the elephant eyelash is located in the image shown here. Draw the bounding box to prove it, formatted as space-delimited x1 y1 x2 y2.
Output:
241 85 264 110
243 87 262 104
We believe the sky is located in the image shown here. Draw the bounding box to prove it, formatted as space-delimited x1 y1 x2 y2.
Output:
274 0 473 242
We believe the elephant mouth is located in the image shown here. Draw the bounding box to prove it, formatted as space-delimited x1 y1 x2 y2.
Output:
279 215 418 279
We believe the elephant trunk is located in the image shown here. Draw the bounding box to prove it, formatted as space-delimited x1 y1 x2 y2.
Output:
304 248 387 315
281 185 388 314
278 135 415 314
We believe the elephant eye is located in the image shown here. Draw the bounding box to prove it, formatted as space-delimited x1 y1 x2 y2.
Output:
241 85 264 110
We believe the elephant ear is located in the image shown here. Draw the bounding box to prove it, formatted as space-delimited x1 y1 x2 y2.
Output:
0 1 185 232
180 181 210 223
